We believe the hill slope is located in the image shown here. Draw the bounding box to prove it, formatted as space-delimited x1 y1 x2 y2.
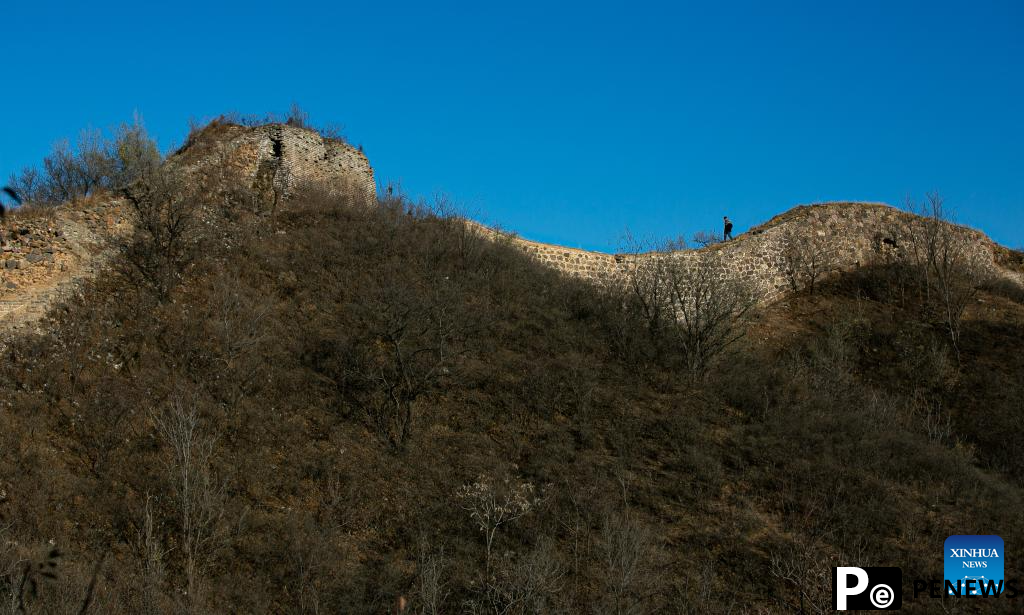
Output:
0 165 1022 613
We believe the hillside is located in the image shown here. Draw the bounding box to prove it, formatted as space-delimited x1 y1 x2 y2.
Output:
0 121 1022 614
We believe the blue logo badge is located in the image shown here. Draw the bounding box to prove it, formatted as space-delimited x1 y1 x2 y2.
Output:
945 535 1004 596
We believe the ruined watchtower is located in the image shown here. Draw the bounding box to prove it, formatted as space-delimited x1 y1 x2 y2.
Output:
167 121 376 208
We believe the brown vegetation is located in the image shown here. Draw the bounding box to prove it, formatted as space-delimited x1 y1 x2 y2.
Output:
7 119 160 206
0 132 1021 612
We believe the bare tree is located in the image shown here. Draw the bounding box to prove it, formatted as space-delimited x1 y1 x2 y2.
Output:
13 119 160 206
112 117 161 188
119 169 199 301
137 495 168 615
415 536 449 615
201 275 272 422
904 193 983 359
780 226 834 293
286 102 310 129
456 475 544 573
154 396 229 614
342 277 461 451
670 253 759 377
595 489 661 615
479 541 564 615
769 544 834 614
624 243 760 378
690 230 721 248
42 140 88 203
285 522 327 615
6 168 41 205
76 128 117 194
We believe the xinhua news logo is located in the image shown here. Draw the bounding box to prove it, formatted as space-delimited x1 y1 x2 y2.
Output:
945 535 1003 596
832 567 901 610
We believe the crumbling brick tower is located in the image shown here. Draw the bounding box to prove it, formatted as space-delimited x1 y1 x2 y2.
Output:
168 121 376 210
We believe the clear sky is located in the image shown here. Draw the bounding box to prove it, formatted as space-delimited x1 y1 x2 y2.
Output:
1 1 1021 251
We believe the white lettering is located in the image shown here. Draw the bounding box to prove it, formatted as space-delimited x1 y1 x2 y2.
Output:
835 567 868 610
950 548 1000 558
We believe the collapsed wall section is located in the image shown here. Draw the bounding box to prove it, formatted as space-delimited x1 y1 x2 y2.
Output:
0 198 130 329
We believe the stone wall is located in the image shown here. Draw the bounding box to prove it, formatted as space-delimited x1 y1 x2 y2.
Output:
0 199 127 280
2 120 378 330
168 123 1020 303
3 146 1018 330
1 220 62 275
468 221 622 282
170 122 376 208
475 202 1023 302
0 197 130 329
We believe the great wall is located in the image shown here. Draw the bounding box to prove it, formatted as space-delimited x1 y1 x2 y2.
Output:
167 121 376 208
0 122 375 331
473 201 1024 301
0 199 128 330
2 121 1021 332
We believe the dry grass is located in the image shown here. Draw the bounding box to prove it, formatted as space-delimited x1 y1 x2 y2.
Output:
0 180 1019 613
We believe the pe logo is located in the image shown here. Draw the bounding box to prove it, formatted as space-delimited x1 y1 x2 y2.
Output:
945 535 1003 596
832 567 902 610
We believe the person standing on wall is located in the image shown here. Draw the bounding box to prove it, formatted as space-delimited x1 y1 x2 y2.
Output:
723 216 734 241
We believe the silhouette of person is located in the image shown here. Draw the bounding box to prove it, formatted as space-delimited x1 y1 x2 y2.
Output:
723 216 734 241
0 187 20 219
0 187 20 247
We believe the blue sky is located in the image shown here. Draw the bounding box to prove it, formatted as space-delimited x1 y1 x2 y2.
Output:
1 1 1021 251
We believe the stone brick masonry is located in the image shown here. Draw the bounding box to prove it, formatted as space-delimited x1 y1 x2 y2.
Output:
169 122 376 208
3 120 1020 334
471 202 1023 302
171 122 1020 302
0 198 129 329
